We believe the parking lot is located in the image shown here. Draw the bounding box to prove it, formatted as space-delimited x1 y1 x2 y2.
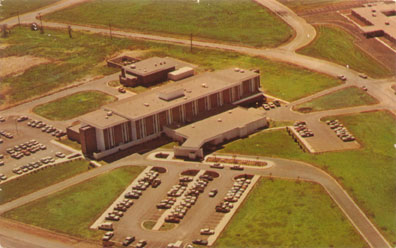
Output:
92 162 254 248
0 115 72 179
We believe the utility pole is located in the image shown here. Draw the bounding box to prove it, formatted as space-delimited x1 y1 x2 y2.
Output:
190 33 193 53
39 13 44 34
68 25 72 39
2 24 8 38
17 11 21 27
109 23 112 40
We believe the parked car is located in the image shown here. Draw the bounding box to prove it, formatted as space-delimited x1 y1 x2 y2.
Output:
118 87 126 93
200 228 215 235
192 239 208 246
273 100 281 107
56 152 65 158
337 75 347 81
210 163 224 169
361 86 368 91
209 189 218 197
123 236 135 246
98 222 113 231
230 165 244 171
359 74 368 79
152 179 161 188
102 231 114 241
0 174 7 181
135 240 147 248
263 104 270 110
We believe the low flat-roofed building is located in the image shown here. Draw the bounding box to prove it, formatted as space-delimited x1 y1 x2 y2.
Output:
164 107 267 160
119 57 177 86
70 66 264 159
351 2 396 44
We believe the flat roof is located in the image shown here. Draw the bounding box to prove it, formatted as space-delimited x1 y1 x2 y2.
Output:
175 107 265 149
123 57 176 77
352 2 396 41
105 68 259 120
80 109 128 129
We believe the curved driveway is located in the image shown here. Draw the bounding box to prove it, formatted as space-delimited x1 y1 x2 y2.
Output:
0 153 391 248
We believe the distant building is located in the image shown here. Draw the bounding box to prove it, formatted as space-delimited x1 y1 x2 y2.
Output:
68 65 265 159
351 2 396 44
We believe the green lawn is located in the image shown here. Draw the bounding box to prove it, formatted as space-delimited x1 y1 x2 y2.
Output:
3 166 144 240
1 27 339 108
294 86 378 113
279 0 347 11
33 91 116 120
215 179 366 248
0 159 90 204
0 0 60 21
43 0 292 48
298 25 393 78
0 27 128 107
219 110 396 244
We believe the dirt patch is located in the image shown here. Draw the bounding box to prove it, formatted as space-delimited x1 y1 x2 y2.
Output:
0 43 10 50
0 56 51 78
108 49 148 60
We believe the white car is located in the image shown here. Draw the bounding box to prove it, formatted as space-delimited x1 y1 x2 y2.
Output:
55 152 65 158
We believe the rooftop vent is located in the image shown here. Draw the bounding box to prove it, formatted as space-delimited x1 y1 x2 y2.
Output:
372 13 377 17
385 21 390 25
228 110 232 114
191 125 195 128
234 68 240 72
201 83 208 88
218 118 222 122
155 64 157 67
130 64 136 69
107 111 113 116
158 88 185 101
144 103 150 107
164 61 166 64
240 69 245 73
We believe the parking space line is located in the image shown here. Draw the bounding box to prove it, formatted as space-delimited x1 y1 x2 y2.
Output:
152 170 205 231
90 166 153 229
207 175 260 246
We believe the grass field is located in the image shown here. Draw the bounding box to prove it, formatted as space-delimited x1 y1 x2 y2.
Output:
44 0 292 48
1 27 339 108
294 86 378 113
0 0 60 21
215 179 366 248
3 166 144 240
33 91 116 120
0 159 90 204
279 0 347 11
298 25 393 78
0 27 128 107
219 110 396 244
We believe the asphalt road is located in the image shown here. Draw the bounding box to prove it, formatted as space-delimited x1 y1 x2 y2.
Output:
0 153 391 248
